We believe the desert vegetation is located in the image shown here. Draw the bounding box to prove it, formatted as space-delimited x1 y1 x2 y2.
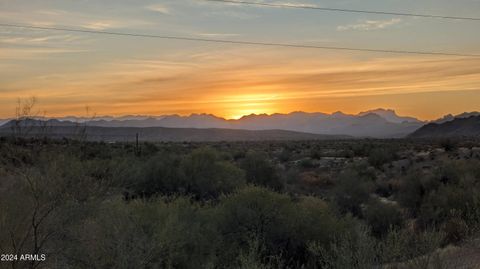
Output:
1 136 480 268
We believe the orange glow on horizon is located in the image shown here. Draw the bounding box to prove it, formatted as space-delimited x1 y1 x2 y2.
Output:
1 52 480 121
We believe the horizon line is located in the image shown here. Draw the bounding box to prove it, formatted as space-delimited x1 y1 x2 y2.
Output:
2 108 479 122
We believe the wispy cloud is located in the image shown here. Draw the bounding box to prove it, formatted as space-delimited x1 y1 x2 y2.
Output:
31 21 56 27
146 4 170 14
264 1 319 8
0 47 88 60
205 10 259 19
0 34 81 45
212 0 319 8
4 50 478 119
199 0 317 18
82 21 117 30
337 18 402 31
35 9 68 16
195 32 240 37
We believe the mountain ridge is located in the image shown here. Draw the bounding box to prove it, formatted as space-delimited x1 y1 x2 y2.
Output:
434 112 480 124
0 119 351 142
0 109 425 138
410 115 480 138
4 109 478 138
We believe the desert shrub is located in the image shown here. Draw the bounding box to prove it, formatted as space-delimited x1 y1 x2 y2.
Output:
308 224 379 269
364 200 404 238
298 158 315 169
436 162 462 185
412 160 480 228
368 147 397 169
179 148 245 199
378 228 445 265
396 172 437 216
298 171 333 188
440 138 457 152
232 150 246 161
0 151 114 269
353 162 377 181
350 142 373 157
278 148 291 162
375 180 394 197
2 139 479 269
236 237 284 269
418 184 478 229
333 170 373 216
64 198 219 268
217 186 348 268
241 151 284 191
133 152 184 197
141 141 160 156
217 186 292 266
339 149 355 158
310 148 322 160
135 148 245 200
441 214 469 244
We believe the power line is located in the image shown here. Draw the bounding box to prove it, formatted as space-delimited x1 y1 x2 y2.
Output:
203 0 480 21
1 23 479 57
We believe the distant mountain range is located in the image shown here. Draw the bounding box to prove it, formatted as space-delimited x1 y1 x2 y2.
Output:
0 109 424 138
1 109 479 140
410 115 480 138
0 119 349 142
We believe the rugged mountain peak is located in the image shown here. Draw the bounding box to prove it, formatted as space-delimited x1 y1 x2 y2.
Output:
433 112 480 124
359 108 421 124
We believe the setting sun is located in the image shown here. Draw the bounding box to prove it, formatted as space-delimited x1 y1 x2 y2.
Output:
228 110 270 120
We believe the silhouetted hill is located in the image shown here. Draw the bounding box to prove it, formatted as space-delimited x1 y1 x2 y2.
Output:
433 112 480 124
410 116 480 138
358 108 421 124
34 110 421 138
0 109 424 138
0 119 350 142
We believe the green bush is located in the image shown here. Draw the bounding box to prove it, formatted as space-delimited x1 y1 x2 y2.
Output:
364 200 404 238
440 138 457 152
241 151 284 191
308 225 379 269
1 139 480 268
396 172 433 215
180 148 245 199
368 147 397 169
134 148 245 200
333 170 373 216
217 186 348 268
65 198 219 268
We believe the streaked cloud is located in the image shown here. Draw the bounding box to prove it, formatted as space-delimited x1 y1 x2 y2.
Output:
337 18 402 31
82 21 117 30
204 10 259 19
0 34 81 45
217 0 319 8
195 32 240 37
146 4 170 14
2 49 479 119
279 2 318 8
0 47 88 60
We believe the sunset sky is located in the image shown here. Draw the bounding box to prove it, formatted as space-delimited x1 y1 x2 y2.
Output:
1 0 480 120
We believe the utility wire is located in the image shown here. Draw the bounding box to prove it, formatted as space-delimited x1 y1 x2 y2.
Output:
203 0 480 21
1 23 479 57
